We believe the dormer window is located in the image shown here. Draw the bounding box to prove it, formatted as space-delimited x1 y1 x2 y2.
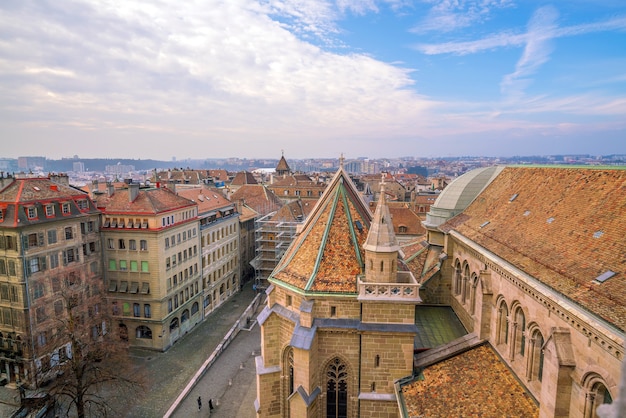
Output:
26 206 37 219
62 202 70 214
0 209 3 222
76 199 88 210
45 204 55 216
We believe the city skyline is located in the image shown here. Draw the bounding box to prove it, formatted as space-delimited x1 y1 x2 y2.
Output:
1 1 625 160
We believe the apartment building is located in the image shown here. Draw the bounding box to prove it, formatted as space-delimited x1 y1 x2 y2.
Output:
94 183 200 351
175 186 240 317
0 174 102 387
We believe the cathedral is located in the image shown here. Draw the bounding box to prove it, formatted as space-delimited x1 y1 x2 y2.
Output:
255 162 421 417
255 163 626 418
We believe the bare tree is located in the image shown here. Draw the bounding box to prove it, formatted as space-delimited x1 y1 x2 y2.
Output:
43 279 144 417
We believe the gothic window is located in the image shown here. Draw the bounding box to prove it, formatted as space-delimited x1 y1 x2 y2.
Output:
497 300 509 345
286 348 295 396
469 274 478 314
326 358 348 418
584 376 613 418
529 329 544 382
462 264 470 303
514 308 526 356
454 263 462 295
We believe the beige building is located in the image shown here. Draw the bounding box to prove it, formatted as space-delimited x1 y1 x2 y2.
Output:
405 166 626 418
176 186 240 317
94 183 200 351
255 165 421 417
0 174 102 387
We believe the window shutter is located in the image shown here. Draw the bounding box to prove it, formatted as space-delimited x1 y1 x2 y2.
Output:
38 232 44 246
63 250 68 266
22 235 29 251
40 256 47 271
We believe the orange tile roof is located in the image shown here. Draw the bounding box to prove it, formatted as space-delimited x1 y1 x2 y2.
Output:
271 168 372 294
229 184 282 216
230 171 258 186
402 344 538 417
94 186 195 215
270 199 318 222
175 186 232 213
448 167 626 330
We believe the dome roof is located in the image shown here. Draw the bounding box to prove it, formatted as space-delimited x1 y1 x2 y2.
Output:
424 166 504 229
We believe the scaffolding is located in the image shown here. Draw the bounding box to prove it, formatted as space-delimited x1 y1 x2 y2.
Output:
251 211 301 288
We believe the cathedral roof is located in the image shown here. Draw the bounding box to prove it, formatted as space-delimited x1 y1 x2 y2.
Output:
447 166 626 331
270 166 372 294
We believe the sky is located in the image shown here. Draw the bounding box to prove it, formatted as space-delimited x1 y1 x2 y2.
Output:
1 0 625 160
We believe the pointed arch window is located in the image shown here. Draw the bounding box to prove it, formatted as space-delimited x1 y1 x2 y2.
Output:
327 358 348 418
584 377 613 418
288 348 294 395
497 300 509 345
454 264 462 295
528 329 544 382
514 308 526 356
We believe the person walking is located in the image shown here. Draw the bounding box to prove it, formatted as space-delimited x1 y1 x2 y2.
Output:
208 398 214 411
197 396 202 410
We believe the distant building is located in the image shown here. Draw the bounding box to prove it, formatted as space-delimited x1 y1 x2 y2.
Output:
72 161 85 173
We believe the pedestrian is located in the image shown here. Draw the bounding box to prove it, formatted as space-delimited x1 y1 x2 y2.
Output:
197 396 202 410
208 398 214 410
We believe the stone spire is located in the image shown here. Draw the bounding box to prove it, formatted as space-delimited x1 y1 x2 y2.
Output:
363 174 399 254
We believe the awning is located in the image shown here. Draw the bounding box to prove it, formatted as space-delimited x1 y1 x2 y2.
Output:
119 281 128 292
130 282 139 293
140 282 150 294
108 281 117 292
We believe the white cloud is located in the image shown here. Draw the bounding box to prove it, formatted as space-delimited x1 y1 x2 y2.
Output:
411 0 514 34
500 5 558 98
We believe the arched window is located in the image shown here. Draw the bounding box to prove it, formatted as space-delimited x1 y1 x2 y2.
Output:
514 308 526 356
462 264 470 303
191 302 199 315
497 300 509 345
529 329 544 382
169 317 179 331
584 377 613 418
181 309 190 323
470 274 478 315
326 358 348 418
136 326 152 339
287 348 294 395
454 263 462 295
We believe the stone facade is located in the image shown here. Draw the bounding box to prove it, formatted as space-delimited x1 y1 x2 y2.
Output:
419 166 625 418
256 166 421 417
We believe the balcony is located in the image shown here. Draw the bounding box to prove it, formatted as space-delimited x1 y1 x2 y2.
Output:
357 271 422 303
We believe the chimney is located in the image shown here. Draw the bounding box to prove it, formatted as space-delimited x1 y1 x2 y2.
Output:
129 182 139 202
107 182 115 197
167 180 176 194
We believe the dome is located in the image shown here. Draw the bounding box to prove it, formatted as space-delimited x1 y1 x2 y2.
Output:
424 166 504 229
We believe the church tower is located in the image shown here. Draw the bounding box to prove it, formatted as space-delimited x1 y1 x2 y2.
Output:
255 161 421 418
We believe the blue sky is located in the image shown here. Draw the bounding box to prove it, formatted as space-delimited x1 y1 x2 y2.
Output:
1 0 625 160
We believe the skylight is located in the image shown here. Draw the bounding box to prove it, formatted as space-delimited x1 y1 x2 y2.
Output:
480 221 490 228
593 231 604 238
547 217 555 224
594 270 616 284
509 193 518 202
523 210 531 216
